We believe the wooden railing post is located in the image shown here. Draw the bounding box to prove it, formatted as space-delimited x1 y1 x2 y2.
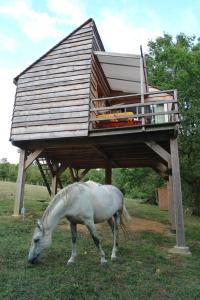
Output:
140 48 145 127
174 89 179 122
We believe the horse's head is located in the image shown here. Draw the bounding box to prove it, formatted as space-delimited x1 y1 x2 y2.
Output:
28 219 52 264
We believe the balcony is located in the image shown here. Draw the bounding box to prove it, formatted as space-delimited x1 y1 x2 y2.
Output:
89 89 179 136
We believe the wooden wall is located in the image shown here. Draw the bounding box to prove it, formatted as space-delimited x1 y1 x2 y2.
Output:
90 55 110 100
89 34 110 113
11 20 95 142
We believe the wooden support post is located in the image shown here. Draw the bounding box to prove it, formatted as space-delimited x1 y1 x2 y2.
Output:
48 161 59 197
169 138 191 255
69 168 79 182
69 167 90 182
57 162 68 178
13 149 26 216
168 174 176 232
56 162 68 190
105 163 112 184
51 175 58 197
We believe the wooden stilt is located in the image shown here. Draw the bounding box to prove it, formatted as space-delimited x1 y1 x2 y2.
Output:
51 175 58 197
69 167 90 182
47 161 58 197
168 174 176 232
105 163 112 184
69 168 79 182
13 149 26 216
56 162 68 190
169 138 191 255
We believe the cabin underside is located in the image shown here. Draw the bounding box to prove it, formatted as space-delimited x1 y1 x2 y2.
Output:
14 129 174 170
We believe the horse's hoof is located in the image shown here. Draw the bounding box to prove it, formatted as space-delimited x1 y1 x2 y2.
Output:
111 256 117 262
101 259 108 266
67 260 75 266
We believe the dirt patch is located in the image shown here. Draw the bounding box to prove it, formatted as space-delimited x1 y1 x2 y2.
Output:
129 217 168 234
59 217 168 234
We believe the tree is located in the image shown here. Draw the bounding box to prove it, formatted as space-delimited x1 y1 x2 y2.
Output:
147 33 200 215
0 158 9 180
113 168 163 201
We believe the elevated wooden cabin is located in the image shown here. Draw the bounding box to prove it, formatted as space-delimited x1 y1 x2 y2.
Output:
10 19 190 254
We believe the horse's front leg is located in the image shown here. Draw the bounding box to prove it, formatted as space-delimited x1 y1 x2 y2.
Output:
67 222 77 265
85 220 107 265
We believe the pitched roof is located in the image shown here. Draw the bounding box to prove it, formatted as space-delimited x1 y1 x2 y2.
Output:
14 18 104 84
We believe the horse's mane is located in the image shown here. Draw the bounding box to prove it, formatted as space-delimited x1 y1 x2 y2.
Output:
41 181 99 223
41 183 74 222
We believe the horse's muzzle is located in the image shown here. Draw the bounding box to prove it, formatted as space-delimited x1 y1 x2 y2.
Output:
28 254 39 264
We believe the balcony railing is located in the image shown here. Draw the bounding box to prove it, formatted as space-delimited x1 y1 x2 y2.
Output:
89 90 179 131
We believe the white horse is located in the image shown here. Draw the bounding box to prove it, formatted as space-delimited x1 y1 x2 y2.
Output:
28 181 130 265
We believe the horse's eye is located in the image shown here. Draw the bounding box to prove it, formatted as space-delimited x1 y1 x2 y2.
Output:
34 238 39 243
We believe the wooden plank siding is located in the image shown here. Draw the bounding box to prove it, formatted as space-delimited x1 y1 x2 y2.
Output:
88 35 111 130
17 69 91 84
10 19 100 142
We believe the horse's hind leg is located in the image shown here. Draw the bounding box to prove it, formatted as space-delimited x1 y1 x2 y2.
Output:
67 222 77 265
85 220 107 265
108 216 119 247
110 212 120 261
107 217 117 260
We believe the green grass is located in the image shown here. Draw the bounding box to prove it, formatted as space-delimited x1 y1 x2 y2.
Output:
0 181 200 300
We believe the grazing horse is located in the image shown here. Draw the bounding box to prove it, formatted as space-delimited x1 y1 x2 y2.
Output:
28 181 130 265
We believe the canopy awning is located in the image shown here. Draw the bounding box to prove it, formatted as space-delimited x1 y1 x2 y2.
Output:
94 51 147 94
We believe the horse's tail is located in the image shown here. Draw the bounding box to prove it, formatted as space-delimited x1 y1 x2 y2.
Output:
119 204 131 237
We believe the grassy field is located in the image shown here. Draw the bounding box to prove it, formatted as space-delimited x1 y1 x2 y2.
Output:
0 181 200 300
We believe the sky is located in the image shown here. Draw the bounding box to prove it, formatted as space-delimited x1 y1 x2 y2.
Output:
0 0 200 163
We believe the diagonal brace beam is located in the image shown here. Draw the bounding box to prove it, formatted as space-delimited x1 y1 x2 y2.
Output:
25 149 44 170
145 141 171 165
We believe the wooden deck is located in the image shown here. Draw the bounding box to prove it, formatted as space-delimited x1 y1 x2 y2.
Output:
89 89 179 137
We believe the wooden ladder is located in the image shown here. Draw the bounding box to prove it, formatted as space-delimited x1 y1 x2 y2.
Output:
36 158 63 195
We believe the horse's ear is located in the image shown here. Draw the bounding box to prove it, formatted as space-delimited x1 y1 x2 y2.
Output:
37 219 44 233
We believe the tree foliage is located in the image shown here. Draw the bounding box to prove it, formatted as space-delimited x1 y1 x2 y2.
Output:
0 160 162 201
112 168 163 200
147 33 200 215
